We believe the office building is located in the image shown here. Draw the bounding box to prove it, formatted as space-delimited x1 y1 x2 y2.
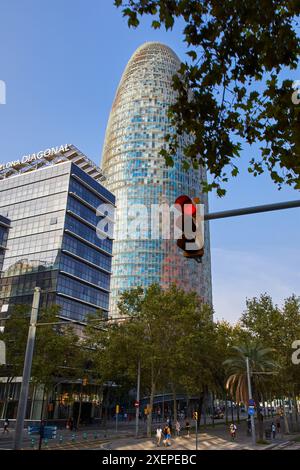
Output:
0 144 115 323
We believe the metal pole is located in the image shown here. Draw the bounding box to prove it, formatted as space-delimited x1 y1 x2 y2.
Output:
135 359 141 438
246 357 256 446
14 287 41 450
205 199 300 221
195 419 198 451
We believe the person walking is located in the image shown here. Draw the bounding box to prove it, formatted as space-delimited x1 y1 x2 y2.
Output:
156 426 163 447
185 420 191 437
230 422 237 440
2 418 9 434
276 418 281 437
165 426 171 447
247 417 251 436
175 420 181 437
271 422 276 439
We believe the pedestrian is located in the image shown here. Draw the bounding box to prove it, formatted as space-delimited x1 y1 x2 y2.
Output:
69 417 74 431
276 419 281 437
3 418 9 434
230 422 237 440
175 420 181 437
271 422 276 439
185 420 190 437
165 426 171 446
247 417 251 435
162 425 168 447
156 426 162 447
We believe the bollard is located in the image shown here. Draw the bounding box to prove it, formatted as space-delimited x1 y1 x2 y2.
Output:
44 438 48 447
71 433 76 442
59 435 63 444
83 432 87 440
31 438 35 449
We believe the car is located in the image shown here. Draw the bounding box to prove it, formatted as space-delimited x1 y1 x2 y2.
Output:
211 411 224 419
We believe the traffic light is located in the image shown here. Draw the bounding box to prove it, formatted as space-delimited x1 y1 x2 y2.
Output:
193 411 198 420
175 195 204 262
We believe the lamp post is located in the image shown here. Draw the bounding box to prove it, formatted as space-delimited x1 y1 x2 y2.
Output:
135 359 141 438
246 357 256 446
14 287 41 450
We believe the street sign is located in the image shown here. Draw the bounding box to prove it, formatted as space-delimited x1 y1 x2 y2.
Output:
248 399 255 406
248 407 255 416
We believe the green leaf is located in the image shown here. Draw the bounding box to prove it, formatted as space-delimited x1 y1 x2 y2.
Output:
186 50 197 61
152 20 161 29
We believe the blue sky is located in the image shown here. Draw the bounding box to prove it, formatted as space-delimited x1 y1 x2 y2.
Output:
0 0 299 322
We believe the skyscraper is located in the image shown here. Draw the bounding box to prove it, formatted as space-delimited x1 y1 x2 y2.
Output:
102 42 212 316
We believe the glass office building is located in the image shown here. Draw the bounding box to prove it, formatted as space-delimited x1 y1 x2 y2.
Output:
0 145 115 323
0 215 10 273
102 42 212 316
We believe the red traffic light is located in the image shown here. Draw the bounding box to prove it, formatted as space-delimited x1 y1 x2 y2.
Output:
175 195 197 217
175 195 204 261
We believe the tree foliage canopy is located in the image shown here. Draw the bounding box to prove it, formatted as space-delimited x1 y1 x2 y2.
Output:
115 0 300 196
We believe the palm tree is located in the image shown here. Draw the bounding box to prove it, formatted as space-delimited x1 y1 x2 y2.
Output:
224 341 278 441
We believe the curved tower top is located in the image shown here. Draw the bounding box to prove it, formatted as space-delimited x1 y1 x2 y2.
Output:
102 42 212 317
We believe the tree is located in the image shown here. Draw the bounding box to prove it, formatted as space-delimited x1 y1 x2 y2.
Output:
241 293 300 429
32 305 80 421
0 305 29 418
224 341 277 441
85 283 215 436
115 0 300 196
0 304 81 421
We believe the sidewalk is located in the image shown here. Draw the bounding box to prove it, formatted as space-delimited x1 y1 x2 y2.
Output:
98 428 271 451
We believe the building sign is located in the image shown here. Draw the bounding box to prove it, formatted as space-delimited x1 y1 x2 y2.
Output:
0 144 70 171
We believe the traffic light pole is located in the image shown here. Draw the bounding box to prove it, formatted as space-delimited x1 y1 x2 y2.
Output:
204 199 300 221
14 287 41 450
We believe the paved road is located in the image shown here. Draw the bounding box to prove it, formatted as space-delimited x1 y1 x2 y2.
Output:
1 420 299 451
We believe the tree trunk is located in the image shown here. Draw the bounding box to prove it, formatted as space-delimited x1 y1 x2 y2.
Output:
253 392 264 441
237 402 240 424
172 385 177 424
231 399 234 423
212 392 215 428
282 400 290 434
225 393 228 425
257 411 264 440
76 384 83 430
147 378 155 437
293 394 299 429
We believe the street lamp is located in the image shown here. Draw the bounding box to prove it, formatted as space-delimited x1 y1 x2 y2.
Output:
14 287 41 450
246 357 256 446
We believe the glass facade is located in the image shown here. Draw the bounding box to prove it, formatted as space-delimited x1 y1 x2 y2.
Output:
0 157 115 323
0 215 10 273
102 42 212 316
